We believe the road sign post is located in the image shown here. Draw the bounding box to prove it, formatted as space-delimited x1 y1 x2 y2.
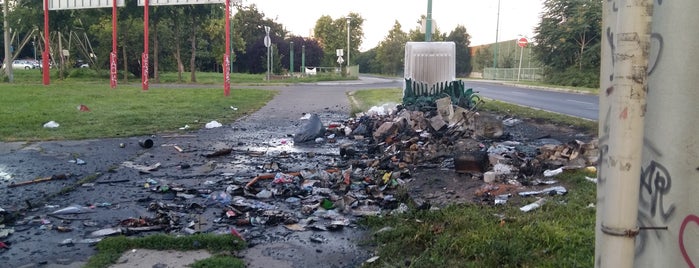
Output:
517 37 528 81
264 26 271 81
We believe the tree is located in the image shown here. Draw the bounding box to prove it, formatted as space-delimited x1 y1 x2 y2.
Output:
407 15 446 42
446 25 472 76
356 48 380 74
473 46 493 72
232 4 286 73
281 36 322 72
533 0 602 87
313 13 364 67
376 20 408 75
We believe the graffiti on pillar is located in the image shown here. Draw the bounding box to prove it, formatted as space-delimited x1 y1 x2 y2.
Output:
679 214 698 267
636 139 676 256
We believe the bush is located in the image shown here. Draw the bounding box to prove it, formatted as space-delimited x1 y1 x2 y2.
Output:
544 67 599 88
68 67 99 78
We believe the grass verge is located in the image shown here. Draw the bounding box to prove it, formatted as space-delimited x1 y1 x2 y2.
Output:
86 233 246 268
480 99 598 133
0 82 276 141
360 170 597 267
347 88 402 116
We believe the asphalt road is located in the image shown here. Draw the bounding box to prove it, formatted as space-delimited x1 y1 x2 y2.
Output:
463 80 599 121
322 76 600 121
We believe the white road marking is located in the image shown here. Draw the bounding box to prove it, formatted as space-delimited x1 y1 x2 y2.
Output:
567 99 595 105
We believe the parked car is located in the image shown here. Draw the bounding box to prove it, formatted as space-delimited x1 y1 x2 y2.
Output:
12 60 36 69
75 60 89 68
27 60 42 69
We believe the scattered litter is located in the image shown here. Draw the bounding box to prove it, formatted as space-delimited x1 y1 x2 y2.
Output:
520 198 546 212
69 158 86 165
585 176 598 184
121 161 161 174
77 104 90 112
206 191 232 206
43 121 59 128
294 114 325 143
89 228 123 237
365 256 380 263
138 139 154 149
531 179 558 185
205 121 223 128
203 148 232 158
494 194 511 205
50 205 92 215
179 125 190 130
502 118 521 126
543 167 564 177
0 227 14 239
518 186 567 197
8 173 70 188
230 106 238 111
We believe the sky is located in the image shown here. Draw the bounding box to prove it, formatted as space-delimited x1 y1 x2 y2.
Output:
245 0 544 51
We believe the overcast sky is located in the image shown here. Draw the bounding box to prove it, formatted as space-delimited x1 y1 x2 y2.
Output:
244 0 544 51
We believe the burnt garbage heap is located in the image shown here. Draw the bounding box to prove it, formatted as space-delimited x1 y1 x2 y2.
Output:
56 99 596 244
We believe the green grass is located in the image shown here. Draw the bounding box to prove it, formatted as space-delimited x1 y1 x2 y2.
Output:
86 233 246 268
348 88 403 116
361 170 597 267
0 82 276 141
480 99 598 133
517 81 599 95
4 68 355 85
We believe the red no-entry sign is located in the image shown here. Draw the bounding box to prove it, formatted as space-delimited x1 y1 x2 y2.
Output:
518 37 528 48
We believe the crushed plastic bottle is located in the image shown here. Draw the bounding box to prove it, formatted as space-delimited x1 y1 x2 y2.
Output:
205 191 232 206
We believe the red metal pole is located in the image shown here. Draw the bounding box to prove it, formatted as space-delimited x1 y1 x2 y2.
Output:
110 0 117 88
42 0 49 85
142 0 149 91
223 0 231 96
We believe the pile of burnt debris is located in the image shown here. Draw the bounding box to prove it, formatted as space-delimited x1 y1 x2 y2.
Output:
0 97 599 247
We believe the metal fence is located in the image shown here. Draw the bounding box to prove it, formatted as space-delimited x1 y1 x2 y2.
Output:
302 65 359 79
482 68 543 81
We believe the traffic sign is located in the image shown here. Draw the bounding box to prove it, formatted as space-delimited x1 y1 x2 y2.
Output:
518 37 528 48
337 56 344 65
264 36 271 48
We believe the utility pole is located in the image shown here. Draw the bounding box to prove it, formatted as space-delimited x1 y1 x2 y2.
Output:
3 0 13 82
493 0 500 73
346 16 350 68
425 0 433 42
301 44 305 76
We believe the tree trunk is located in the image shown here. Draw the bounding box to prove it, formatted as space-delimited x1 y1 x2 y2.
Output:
174 21 183 82
153 17 160 83
189 15 197 83
579 33 586 70
122 44 128 82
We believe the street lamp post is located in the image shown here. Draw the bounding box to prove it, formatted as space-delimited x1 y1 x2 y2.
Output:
346 16 350 72
290 41 294 75
425 0 433 41
493 0 501 74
